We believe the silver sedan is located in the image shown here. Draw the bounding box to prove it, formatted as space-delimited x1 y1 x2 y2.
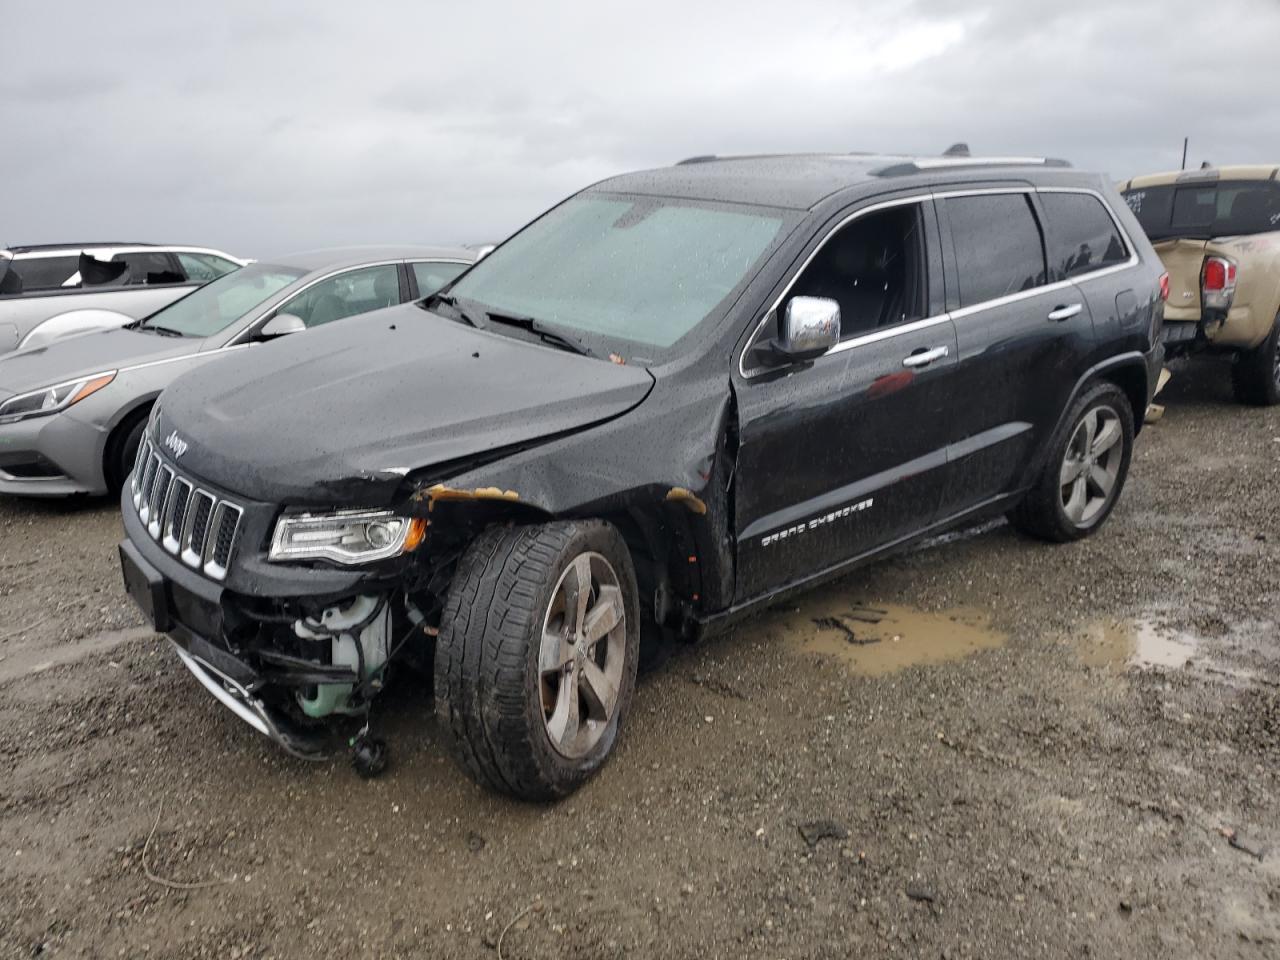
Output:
0 245 476 497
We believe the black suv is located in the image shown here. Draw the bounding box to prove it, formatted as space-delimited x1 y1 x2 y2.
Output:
120 153 1166 799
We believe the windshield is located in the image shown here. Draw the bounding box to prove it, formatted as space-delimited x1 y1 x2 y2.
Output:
139 263 303 337
445 193 791 356
1123 181 1280 241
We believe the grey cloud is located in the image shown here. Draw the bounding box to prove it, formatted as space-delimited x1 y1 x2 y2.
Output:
2 0 1278 257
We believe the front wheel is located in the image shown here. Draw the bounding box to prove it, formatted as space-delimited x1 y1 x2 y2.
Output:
104 408 149 494
434 520 639 800
1008 382 1135 543
1231 311 1280 406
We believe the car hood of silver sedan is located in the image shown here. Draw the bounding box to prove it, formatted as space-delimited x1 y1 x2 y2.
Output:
0 327 201 398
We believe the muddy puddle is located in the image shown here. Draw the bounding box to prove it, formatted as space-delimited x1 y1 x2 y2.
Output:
1076 618 1199 670
771 600 1008 676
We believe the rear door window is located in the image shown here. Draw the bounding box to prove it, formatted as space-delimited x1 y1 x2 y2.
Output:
944 193 1047 307
1039 192 1129 280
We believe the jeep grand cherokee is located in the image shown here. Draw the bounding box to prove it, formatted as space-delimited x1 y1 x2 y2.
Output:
119 152 1166 800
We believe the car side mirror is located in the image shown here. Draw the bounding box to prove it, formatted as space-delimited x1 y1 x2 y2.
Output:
774 296 840 362
260 314 306 338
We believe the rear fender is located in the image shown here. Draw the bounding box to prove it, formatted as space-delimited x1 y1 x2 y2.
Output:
1024 353 1150 485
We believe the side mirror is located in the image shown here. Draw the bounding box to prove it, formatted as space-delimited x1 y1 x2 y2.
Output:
260 313 306 338
775 296 840 361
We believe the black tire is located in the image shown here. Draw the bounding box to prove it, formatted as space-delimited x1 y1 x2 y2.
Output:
103 407 150 494
1008 381 1135 543
1231 312 1280 406
434 520 640 800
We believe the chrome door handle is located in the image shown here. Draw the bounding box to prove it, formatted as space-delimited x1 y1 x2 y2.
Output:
902 345 949 368
1048 303 1083 322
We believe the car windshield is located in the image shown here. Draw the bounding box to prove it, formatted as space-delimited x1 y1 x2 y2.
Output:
1123 181 1280 241
444 193 792 356
139 263 304 337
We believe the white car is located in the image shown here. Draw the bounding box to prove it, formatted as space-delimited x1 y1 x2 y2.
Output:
0 242 248 354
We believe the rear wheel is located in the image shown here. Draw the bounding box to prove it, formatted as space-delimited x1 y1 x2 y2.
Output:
1008 382 1134 542
434 520 639 800
1231 311 1280 406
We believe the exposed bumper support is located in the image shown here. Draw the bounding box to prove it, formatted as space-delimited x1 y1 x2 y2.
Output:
170 639 329 760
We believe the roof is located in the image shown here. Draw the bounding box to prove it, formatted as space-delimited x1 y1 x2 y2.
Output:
591 152 1074 210
1122 164 1280 190
269 244 478 272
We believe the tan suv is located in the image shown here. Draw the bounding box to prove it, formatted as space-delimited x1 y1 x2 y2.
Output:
1120 165 1280 404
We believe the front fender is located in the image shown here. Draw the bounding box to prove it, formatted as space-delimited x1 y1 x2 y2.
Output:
20 308 135 350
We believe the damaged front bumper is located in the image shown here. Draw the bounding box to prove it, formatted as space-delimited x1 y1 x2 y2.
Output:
119 490 401 759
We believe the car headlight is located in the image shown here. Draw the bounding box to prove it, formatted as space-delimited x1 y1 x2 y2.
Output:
0 371 116 424
269 508 427 565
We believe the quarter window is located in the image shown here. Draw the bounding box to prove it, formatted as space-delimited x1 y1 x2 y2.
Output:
1040 193 1129 280
276 264 401 329
411 261 468 297
120 251 183 286
946 194 1047 308
784 203 928 341
177 252 240 284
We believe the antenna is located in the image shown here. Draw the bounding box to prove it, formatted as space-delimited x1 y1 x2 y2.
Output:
943 142 971 157
1180 137 1189 170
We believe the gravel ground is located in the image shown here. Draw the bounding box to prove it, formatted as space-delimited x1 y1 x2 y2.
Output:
0 356 1277 959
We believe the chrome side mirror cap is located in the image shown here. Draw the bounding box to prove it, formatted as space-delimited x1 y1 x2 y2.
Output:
260 313 306 338
777 296 840 361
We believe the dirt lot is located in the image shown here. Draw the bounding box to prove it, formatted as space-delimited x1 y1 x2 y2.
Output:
1 357 1277 959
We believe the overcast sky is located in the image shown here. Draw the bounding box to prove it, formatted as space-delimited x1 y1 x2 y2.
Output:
4 0 1279 258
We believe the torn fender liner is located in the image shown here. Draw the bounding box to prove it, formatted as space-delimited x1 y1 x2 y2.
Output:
153 305 655 505
420 484 520 509
665 486 708 515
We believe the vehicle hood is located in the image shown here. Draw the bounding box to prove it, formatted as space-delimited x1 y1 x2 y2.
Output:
0 326 195 399
155 306 656 504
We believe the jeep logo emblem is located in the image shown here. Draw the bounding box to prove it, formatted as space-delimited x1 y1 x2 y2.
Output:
164 430 189 459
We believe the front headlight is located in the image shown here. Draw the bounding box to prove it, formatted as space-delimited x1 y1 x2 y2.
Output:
269 508 427 565
0 371 116 424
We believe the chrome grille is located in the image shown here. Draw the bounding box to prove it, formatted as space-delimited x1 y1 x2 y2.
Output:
130 439 243 581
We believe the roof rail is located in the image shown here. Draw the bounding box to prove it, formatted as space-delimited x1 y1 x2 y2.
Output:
5 241 156 253
872 156 1072 177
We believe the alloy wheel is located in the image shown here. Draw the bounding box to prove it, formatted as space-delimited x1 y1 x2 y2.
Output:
538 552 627 759
1059 404 1124 527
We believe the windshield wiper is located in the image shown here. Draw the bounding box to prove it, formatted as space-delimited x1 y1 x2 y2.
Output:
483 310 597 359
139 324 186 337
421 292 486 329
